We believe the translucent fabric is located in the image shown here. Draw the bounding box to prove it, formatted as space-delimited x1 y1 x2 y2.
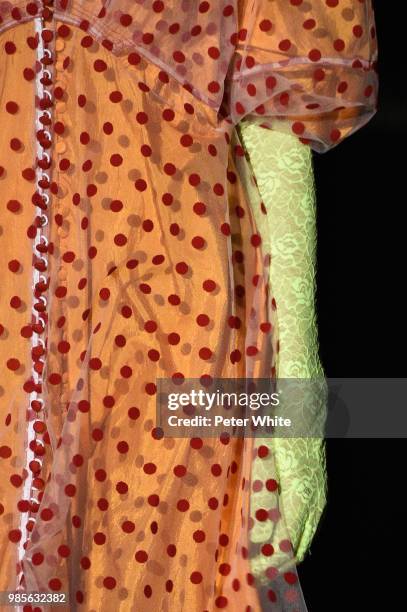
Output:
0 2 377 611
221 0 379 151
0 0 379 150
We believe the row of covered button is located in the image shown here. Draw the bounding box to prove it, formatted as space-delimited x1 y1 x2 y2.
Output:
18 0 56 582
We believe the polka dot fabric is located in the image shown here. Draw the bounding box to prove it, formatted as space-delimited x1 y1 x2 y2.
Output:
0 0 378 148
0 1 377 611
220 0 379 151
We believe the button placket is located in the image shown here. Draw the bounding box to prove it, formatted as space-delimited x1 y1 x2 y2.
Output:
18 0 56 585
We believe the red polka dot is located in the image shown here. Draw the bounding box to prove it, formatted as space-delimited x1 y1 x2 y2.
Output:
6 101 19 114
8 529 21 542
190 571 203 584
177 499 190 512
94 532 106 545
215 596 228 608
135 550 148 563
103 576 116 590
0 446 12 459
94 59 107 72
110 153 123 166
5 42 17 54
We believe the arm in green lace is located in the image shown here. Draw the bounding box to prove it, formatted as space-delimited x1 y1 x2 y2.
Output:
237 121 327 566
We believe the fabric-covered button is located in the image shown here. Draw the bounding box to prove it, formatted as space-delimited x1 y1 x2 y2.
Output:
56 39 65 52
57 227 68 238
56 141 66 154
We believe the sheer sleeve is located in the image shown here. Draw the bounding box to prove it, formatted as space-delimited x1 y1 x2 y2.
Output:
221 0 379 152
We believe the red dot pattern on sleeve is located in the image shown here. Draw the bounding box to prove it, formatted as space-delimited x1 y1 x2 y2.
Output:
220 0 379 152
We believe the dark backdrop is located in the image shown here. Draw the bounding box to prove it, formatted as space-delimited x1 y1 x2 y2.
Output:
298 3 406 609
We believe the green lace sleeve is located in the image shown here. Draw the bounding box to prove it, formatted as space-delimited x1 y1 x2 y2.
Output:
237 121 328 566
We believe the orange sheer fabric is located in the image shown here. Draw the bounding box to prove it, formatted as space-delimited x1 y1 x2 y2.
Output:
220 0 378 151
0 2 377 610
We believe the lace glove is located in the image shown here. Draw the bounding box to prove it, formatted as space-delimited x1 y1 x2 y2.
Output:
237 121 327 569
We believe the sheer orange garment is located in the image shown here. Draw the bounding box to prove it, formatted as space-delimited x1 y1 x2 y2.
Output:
0 2 377 611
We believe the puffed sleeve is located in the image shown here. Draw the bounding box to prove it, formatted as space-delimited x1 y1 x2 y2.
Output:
221 0 379 152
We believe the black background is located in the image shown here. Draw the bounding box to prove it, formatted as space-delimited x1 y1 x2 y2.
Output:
298 3 406 610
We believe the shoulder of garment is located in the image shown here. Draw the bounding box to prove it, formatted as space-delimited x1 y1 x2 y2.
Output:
1 0 379 148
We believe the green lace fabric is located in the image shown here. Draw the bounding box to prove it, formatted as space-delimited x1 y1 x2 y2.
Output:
237 121 328 571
